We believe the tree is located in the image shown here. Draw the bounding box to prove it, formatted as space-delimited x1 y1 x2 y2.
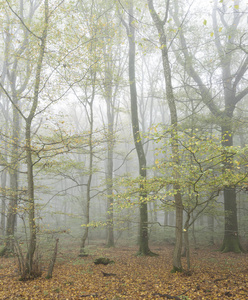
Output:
171 0 248 252
147 0 183 271
149 126 248 269
23 0 49 277
0 0 44 255
0 0 49 277
121 0 152 255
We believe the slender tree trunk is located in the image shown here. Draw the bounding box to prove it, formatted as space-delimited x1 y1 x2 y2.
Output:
106 144 114 247
121 1 151 255
207 215 214 246
25 121 36 274
24 0 48 277
164 211 168 227
1 103 9 239
79 72 96 256
147 0 183 271
46 238 59 279
1 170 7 237
79 171 91 256
5 102 19 253
104 51 115 247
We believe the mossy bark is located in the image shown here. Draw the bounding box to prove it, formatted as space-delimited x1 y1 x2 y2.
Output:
171 266 183 273
123 1 151 255
220 129 243 253
220 187 243 253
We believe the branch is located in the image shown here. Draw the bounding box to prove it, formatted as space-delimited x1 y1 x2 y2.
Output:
233 55 248 90
0 81 26 120
234 86 248 105
171 2 222 118
163 0 170 24
5 0 42 40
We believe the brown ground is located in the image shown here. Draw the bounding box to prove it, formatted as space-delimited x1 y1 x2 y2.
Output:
0 245 247 299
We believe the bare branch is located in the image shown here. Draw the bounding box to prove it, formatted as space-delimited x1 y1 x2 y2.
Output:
5 0 42 41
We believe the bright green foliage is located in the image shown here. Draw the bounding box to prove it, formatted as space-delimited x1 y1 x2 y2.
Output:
114 125 248 219
148 126 248 211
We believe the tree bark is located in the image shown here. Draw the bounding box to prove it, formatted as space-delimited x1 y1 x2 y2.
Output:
103 48 115 248
220 126 242 252
121 0 150 255
46 238 59 279
1 170 7 237
207 215 214 246
6 100 19 253
147 0 183 271
24 0 48 276
79 71 96 256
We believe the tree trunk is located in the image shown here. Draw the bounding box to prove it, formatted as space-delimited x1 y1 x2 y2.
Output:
105 127 114 247
46 238 59 279
79 190 90 256
147 0 183 271
129 4 149 256
207 215 214 246
219 125 242 252
79 72 96 256
24 0 48 277
220 187 242 252
121 0 151 255
25 121 36 275
5 102 20 253
1 170 7 237
104 50 115 248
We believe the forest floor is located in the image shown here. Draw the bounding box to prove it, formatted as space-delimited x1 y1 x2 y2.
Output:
0 243 248 299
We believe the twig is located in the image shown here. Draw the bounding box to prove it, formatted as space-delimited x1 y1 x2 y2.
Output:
213 275 230 283
152 293 180 299
101 271 116 277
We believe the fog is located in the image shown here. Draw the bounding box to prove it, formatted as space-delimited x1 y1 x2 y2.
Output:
0 0 248 280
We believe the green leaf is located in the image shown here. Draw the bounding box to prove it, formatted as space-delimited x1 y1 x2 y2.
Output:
203 19 207 26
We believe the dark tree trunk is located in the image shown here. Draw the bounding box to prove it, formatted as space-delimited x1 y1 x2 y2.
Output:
80 81 95 257
207 215 214 246
147 0 183 271
24 0 48 277
219 126 242 252
121 0 150 255
220 188 241 252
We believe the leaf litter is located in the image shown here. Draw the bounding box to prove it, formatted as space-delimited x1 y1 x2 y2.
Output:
0 246 247 299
